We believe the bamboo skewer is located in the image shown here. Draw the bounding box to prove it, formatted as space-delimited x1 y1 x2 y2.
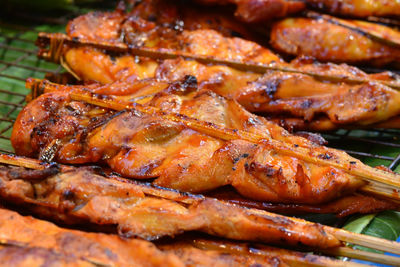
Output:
192 239 367 267
323 246 400 267
36 32 400 90
0 153 399 265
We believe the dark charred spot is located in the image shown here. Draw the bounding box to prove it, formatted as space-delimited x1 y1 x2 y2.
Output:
260 79 281 98
317 153 333 160
350 161 357 165
62 190 75 201
246 162 278 177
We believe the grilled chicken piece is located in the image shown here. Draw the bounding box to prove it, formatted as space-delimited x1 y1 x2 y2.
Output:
270 17 400 67
12 79 371 205
60 8 281 84
0 208 182 267
193 0 305 23
0 165 341 248
305 0 400 18
238 60 400 130
40 9 400 130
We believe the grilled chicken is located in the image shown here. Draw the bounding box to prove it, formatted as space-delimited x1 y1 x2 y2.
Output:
305 0 400 18
193 0 305 23
1 207 341 267
239 59 400 131
38 9 400 131
0 208 182 267
270 17 400 67
0 164 341 248
12 78 377 205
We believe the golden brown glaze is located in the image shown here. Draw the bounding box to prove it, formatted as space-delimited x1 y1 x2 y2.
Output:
194 0 305 23
270 18 400 66
0 166 341 248
0 208 183 267
62 7 281 83
306 0 400 18
12 79 368 205
238 62 400 130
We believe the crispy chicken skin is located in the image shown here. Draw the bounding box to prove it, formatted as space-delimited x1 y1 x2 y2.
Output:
0 165 341 248
193 0 305 23
270 17 400 66
0 208 183 267
12 79 367 205
305 0 400 18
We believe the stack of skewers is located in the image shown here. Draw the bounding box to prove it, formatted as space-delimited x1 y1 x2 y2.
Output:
2 0 400 265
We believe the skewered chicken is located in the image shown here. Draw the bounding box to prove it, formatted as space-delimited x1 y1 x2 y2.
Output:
0 208 182 267
14 77 400 208
0 207 347 267
305 0 400 18
192 0 305 23
270 17 400 67
37 8 400 130
0 163 341 248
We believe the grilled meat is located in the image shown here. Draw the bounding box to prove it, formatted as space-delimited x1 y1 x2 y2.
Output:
39 9 400 130
1 207 338 267
0 164 341 248
270 17 400 66
305 0 400 18
0 207 182 267
193 0 305 23
12 78 374 205
239 59 400 131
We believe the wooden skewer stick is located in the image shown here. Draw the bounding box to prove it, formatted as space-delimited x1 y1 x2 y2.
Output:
65 89 400 191
36 32 400 90
324 246 400 267
1 153 399 264
192 239 367 267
